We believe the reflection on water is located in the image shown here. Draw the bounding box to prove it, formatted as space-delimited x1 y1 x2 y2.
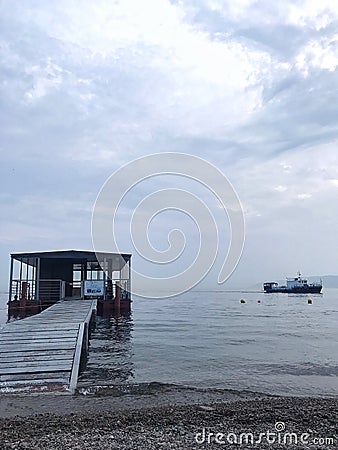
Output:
79 311 134 384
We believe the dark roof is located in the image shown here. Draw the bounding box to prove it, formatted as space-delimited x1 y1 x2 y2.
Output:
11 250 131 268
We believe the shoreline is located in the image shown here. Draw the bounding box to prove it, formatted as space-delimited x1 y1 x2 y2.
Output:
0 387 337 449
1 382 337 418
0 383 270 418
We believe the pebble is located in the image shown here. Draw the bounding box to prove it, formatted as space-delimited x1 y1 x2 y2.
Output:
0 397 337 449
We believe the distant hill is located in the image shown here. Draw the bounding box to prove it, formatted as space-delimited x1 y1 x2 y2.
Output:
314 275 338 288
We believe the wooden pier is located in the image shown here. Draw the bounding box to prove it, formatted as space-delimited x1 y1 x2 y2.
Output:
0 299 96 393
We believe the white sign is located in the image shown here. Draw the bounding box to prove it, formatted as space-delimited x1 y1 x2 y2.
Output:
84 280 104 296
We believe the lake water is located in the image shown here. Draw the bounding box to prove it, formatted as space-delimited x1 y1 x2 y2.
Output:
1 289 338 397
0 293 8 329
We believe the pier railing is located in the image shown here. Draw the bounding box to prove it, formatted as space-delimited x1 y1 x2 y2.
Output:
9 279 65 303
39 279 66 301
9 278 130 303
10 279 36 302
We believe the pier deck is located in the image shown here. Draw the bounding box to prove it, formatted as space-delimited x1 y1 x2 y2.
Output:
0 299 96 393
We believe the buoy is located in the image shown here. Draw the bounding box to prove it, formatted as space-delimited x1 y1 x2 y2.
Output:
240 299 246 303
257 299 261 303
308 298 312 304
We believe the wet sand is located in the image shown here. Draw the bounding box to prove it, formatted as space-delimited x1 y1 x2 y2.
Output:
0 386 337 449
0 383 265 418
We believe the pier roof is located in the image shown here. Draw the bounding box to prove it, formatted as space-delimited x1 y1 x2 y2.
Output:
11 250 131 269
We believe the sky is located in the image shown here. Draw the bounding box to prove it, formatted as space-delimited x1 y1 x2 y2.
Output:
1 0 338 292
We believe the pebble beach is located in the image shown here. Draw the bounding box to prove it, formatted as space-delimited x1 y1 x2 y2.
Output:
1 387 337 449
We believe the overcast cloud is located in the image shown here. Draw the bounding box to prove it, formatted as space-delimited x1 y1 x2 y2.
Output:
1 0 338 290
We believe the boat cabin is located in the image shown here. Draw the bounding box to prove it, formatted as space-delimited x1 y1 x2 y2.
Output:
263 282 278 291
286 274 308 289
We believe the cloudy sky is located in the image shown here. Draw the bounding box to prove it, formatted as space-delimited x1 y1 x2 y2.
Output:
1 0 338 291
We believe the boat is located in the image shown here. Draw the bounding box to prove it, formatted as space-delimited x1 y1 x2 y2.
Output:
263 272 322 294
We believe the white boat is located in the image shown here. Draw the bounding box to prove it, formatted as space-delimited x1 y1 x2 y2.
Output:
263 273 322 294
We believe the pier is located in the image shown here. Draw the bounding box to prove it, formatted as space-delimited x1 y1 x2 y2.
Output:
8 250 132 315
0 299 96 393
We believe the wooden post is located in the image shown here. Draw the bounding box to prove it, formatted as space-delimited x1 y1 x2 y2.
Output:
20 281 28 308
115 283 121 314
19 259 23 300
26 260 30 300
8 256 14 303
103 257 107 300
128 257 131 301
36 257 40 302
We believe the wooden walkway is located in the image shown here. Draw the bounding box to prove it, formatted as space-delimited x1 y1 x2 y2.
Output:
0 299 96 393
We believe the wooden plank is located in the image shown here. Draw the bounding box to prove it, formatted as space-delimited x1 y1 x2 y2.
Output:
3 322 80 327
0 332 78 340
0 359 72 369
0 349 74 359
8 321 84 326
0 348 73 356
0 347 74 353
0 378 70 387
0 344 75 351
7 320 81 327
1 329 79 335
0 363 72 374
0 360 73 368
0 343 76 352
4 324 82 331
2 325 80 332
0 328 78 335
15 313 90 317
0 332 78 339
0 360 72 371
0 337 76 346
0 337 77 342
0 337 77 345
0 371 70 382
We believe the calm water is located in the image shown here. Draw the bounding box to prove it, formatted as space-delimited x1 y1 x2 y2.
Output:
0 293 8 329
1 289 338 396
79 288 338 397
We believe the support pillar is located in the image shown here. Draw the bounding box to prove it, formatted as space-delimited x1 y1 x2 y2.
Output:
36 257 40 301
8 256 14 302
128 258 131 301
115 283 121 314
103 257 107 300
